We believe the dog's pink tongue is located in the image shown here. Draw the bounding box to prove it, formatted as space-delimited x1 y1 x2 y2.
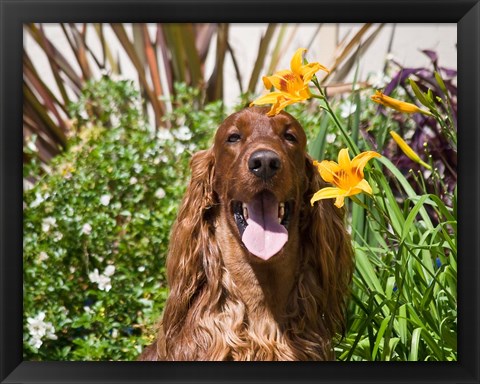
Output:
241 193 288 260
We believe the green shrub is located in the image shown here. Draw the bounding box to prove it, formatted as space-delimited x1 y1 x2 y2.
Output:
23 77 224 360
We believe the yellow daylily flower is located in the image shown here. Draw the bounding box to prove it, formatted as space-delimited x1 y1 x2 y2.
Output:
371 90 432 116
250 48 329 116
390 131 432 170
311 148 381 208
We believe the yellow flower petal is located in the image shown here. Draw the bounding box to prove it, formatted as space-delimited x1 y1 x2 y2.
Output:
263 70 301 93
267 96 298 116
250 91 285 106
310 187 346 206
351 178 373 195
290 48 329 82
337 148 351 169
315 160 340 183
298 62 330 84
351 151 382 179
334 196 346 208
290 48 307 74
262 75 273 90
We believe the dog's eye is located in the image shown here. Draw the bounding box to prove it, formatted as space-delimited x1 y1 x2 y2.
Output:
284 132 297 142
227 133 241 143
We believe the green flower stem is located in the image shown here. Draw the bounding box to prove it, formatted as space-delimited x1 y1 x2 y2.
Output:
432 110 457 148
350 195 370 210
310 94 360 156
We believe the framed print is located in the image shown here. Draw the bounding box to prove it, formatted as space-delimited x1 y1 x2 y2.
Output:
1 0 479 383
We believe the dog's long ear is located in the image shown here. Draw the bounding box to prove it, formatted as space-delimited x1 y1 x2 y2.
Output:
300 155 354 339
161 148 220 356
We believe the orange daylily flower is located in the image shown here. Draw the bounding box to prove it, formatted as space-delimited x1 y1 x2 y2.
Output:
311 148 382 208
371 90 432 116
250 48 329 116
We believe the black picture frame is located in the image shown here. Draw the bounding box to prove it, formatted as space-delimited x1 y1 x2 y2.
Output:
1 0 479 383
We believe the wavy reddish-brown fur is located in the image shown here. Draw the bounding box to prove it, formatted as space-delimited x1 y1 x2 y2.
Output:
139 107 353 361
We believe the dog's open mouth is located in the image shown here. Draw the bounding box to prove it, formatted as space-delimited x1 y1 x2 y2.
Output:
232 191 292 260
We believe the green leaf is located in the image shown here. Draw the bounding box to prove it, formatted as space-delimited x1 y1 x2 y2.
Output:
377 156 433 227
401 194 429 243
419 277 436 309
408 328 422 361
307 116 330 159
440 318 457 351
372 316 390 360
397 304 408 346
434 71 448 94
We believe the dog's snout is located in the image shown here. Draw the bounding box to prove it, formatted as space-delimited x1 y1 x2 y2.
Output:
248 150 281 180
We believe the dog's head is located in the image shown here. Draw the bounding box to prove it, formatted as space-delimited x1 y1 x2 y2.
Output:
209 106 310 261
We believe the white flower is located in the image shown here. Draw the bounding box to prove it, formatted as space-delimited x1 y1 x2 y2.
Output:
27 141 38 153
137 266 145 272
104 265 115 277
173 126 193 141
53 231 63 242
97 276 112 292
423 169 433 179
339 101 357 118
37 251 49 263
81 223 92 235
111 328 119 338
369 72 391 89
144 148 155 158
25 135 38 153
133 163 142 174
83 306 92 314
59 306 69 316
129 177 138 185
88 268 101 283
41 217 56 233
326 133 337 144
154 155 169 165
28 337 43 349
154 188 166 199
27 312 57 350
30 192 49 208
157 128 174 142
174 142 186 156
88 267 114 292
100 194 111 206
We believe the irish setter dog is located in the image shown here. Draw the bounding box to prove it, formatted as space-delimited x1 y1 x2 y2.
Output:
139 106 353 361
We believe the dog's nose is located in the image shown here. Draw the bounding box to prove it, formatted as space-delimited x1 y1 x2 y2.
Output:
248 150 281 180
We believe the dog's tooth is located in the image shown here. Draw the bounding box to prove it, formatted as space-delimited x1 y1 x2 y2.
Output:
278 204 285 220
242 204 249 220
